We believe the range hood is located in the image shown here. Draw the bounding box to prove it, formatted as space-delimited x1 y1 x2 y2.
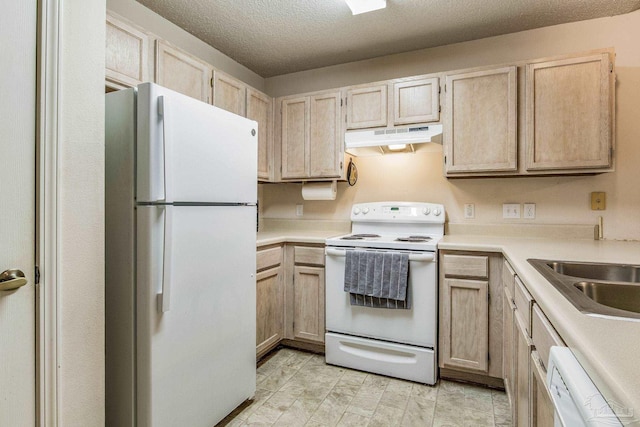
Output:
345 124 443 156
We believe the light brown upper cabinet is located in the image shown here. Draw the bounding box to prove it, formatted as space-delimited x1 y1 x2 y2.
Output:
345 84 388 129
155 40 212 103
525 53 613 171
247 88 274 181
213 71 246 116
280 96 309 179
393 77 440 125
280 91 343 180
106 14 150 90
444 66 518 175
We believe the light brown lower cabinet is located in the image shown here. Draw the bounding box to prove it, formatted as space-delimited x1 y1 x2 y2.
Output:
256 266 284 358
292 265 325 343
530 350 555 427
515 311 534 427
441 278 489 372
503 286 516 407
256 246 284 358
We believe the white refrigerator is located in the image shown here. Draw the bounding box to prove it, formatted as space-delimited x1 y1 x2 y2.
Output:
105 83 257 427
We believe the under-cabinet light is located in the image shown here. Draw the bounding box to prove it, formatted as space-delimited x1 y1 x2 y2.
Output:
387 144 407 151
345 0 386 15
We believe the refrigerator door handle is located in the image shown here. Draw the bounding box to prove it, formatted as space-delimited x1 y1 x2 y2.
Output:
158 204 173 313
158 96 173 203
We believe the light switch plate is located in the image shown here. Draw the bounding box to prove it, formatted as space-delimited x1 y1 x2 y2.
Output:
503 203 520 219
591 192 606 210
296 204 303 216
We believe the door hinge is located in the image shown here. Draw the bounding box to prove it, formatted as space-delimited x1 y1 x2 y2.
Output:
340 98 343 107
610 62 614 73
210 77 214 87
439 105 441 113
444 155 447 164
35 266 40 285
439 86 441 94
488 292 490 302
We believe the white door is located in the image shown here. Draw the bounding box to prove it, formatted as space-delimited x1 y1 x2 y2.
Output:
136 205 256 427
136 83 258 204
0 0 37 425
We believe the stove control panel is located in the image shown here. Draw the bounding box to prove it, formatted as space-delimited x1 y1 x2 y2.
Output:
351 202 445 223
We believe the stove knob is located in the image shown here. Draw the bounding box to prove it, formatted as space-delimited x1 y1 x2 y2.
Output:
353 207 361 215
422 208 431 215
362 207 370 215
433 208 442 216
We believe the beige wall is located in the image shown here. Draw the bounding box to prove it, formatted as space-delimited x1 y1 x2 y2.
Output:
107 0 266 90
58 0 105 424
261 10 640 241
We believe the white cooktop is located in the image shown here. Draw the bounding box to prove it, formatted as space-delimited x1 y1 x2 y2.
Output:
326 202 445 251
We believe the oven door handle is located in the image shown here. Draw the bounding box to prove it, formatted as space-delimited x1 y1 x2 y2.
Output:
325 247 435 262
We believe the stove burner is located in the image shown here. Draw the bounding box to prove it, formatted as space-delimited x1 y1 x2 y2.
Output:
395 236 432 242
340 233 381 240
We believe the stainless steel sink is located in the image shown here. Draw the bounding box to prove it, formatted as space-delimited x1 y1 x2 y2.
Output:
545 261 640 283
574 281 640 314
528 259 640 320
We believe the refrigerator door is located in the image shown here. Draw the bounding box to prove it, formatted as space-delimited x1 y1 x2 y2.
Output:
137 82 258 204
136 205 256 427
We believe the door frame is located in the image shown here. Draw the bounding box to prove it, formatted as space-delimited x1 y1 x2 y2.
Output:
37 0 61 424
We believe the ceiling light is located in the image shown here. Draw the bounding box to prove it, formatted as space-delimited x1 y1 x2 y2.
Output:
387 144 407 151
345 0 386 15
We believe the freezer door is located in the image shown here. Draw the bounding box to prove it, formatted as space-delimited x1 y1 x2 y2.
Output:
137 82 258 204
136 205 256 427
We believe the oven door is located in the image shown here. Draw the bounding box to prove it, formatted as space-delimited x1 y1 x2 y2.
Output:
325 246 437 348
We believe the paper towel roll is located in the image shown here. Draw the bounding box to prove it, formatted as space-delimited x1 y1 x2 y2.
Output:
301 181 337 200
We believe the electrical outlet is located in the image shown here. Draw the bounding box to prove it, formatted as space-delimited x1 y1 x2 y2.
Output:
502 203 520 219
464 204 475 219
523 203 536 219
591 192 606 210
296 204 303 216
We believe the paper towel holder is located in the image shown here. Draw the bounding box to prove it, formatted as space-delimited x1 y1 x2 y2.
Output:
301 180 338 201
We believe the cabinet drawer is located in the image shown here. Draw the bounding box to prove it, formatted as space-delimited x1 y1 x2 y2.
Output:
514 277 534 336
294 246 325 266
532 303 565 370
502 260 516 296
257 246 283 271
442 254 488 278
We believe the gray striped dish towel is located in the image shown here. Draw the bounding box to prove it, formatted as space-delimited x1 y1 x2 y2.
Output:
344 249 410 309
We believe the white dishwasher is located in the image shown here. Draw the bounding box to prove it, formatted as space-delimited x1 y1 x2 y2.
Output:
547 347 624 427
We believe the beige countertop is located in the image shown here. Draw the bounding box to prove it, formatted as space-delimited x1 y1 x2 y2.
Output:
440 235 640 424
257 229 345 247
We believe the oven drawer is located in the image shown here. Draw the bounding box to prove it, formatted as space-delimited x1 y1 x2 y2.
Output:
325 332 436 384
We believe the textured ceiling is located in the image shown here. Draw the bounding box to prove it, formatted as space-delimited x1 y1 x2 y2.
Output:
136 0 640 77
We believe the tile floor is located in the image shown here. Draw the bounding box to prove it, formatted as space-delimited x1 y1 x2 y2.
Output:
219 348 512 427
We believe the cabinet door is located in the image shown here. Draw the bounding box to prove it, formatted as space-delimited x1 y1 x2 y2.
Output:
514 310 534 427
530 351 555 427
213 71 246 116
256 266 284 358
441 278 489 372
503 286 516 408
346 85 387 129
281 97 309 179
106 14 150 89
309 91 342 178
525 53 612 171
292 266 325 343
394 77 439 125
155 40 212 103
247 88 273 181
444 66 517 174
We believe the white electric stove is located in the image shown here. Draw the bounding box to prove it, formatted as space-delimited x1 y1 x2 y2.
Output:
325 201 445 384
